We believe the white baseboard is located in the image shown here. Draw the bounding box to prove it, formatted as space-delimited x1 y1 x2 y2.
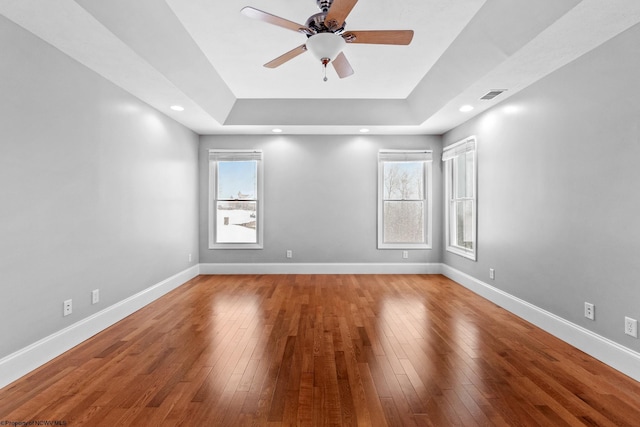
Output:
441 264 640 382
199 262 442 275
0 265 200 389
3 263 639 390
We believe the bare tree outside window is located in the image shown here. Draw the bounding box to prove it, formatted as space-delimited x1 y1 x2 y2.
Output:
383 161 425 244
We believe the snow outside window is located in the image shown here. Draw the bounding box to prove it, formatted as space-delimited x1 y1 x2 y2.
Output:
378 150 433 249
443 136 477 260
209 150 263 249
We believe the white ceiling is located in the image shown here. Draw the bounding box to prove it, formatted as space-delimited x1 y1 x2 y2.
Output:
2 0 640 135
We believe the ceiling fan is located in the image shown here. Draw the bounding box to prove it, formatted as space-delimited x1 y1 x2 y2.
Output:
241 0 414 81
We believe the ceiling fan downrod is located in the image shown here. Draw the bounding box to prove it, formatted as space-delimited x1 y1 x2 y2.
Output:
317 0 333 13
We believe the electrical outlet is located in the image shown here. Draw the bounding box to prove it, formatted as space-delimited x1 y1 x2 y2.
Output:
402 251 409 259
584 302 595 320
625 317 638 338
63 299 72 316
92 289 100 305
286 250 293 259
489 268 495 280
188 253 192 263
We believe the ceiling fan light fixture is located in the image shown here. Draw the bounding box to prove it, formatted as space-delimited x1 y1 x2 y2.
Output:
306 32 345 63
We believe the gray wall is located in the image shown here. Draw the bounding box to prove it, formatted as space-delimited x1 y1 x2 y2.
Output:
199 135 442 264
443 23 640 352
0 17 199 358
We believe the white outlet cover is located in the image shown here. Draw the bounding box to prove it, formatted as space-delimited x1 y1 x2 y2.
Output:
625 317 638 338
63 299 72 316
584 302 595 320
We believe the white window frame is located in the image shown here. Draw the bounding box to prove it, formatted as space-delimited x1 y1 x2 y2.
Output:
377 150 433 250
208 149 264 249
443 136 477 260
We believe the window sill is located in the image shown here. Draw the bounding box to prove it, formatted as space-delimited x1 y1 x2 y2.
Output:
446 246 476 261
378 243 432 250
209 243 263 250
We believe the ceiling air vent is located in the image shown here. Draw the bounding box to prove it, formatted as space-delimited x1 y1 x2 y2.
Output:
480 90 506 100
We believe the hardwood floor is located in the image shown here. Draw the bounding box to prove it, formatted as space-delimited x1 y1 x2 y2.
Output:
2 274 640 426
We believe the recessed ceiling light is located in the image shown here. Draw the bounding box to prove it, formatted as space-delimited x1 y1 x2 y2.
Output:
170 105 184 111
459 105 474 112
272 128 283 133
359 128 370 133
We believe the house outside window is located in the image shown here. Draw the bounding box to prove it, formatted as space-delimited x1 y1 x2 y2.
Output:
443 136 477 260
378 150 433 249
208 150 263 249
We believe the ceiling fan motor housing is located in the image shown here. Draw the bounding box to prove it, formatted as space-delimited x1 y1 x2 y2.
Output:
305 12 345 35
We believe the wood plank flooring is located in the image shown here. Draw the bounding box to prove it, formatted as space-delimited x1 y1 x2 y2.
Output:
1 274 640 426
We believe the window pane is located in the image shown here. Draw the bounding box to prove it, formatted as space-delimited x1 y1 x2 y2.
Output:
465 152 474 198
216 201 257 243
383 201 425 243
454 154 467 198
463 200 473 243
455 200 474 250
217 161 257 200
454 152 474 199
383 162 424 200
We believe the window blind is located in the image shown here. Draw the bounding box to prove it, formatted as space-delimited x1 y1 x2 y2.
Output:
442 137 476 161
209 150 262 161
379 150 433 162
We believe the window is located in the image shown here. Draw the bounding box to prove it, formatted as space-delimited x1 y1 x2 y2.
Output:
378 150 433 249
209 150 263 249
443 136 477 260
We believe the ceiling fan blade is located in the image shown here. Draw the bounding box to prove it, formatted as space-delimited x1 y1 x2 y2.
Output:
241 7 310 33
325 0 358 30
332 52 354 78
264 44 308 68
343 30 414 45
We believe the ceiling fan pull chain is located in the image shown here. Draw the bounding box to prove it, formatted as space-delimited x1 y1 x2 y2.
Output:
321 57 330 81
